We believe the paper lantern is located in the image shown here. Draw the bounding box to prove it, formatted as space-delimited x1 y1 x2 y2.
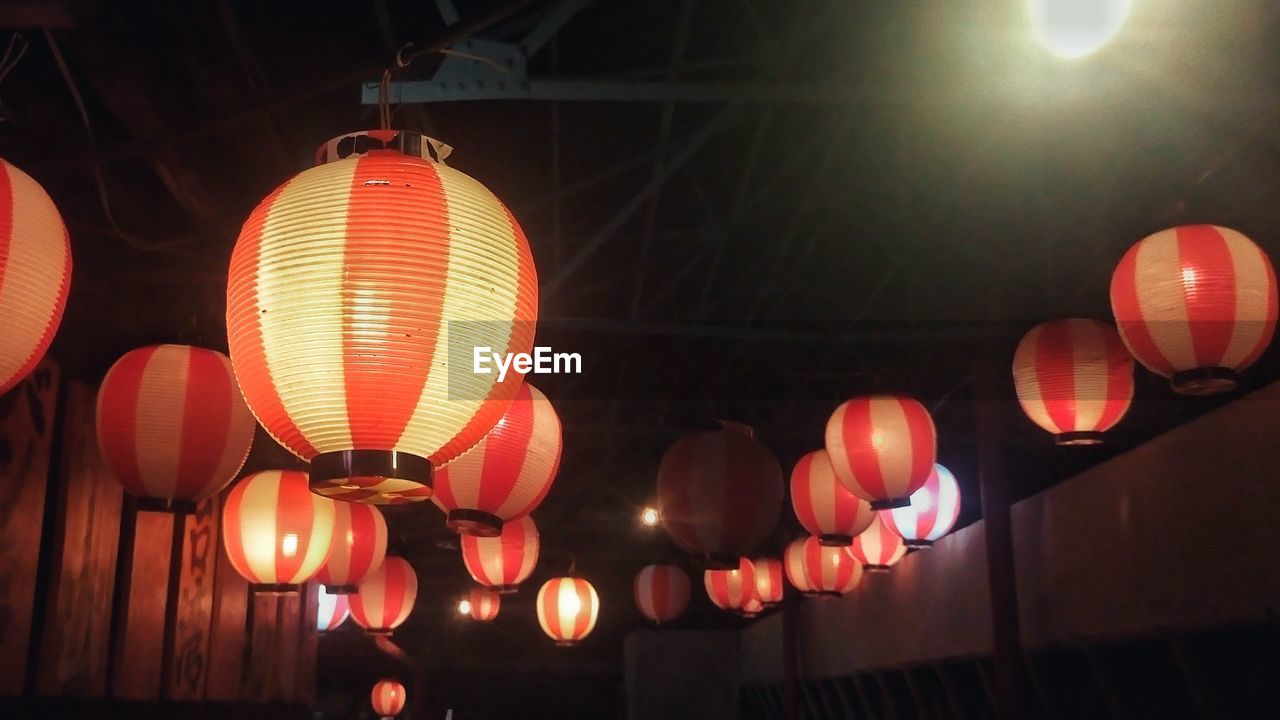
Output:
751 556 784 606
657 422 783 569
466 588 501 622
221 470 336 592
432 383 562 536
371 679 406 719
317 586 350 632
633 564 690 624
793 535 863 597
95 345 256 512
1110 224 1278 395
790 449 876 545
460 514 539 593
315 502 388 593
849 516 907 573
350 556 418 636
0 157 71 396
537 576 600 646
226 129 539 504
879 463 962 548
782 538 820 597
825 395 937 509
1012 319 1134 445
703 557 756 613
740 597 764 618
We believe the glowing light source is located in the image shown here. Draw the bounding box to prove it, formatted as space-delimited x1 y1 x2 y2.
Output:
220 470 335 593
640 506 660 527
1029 0 1133 59
316 502 388 593
349 556 418 636
537 576 599 646
457 598 473 616
879 464 962 548
371 679 406 719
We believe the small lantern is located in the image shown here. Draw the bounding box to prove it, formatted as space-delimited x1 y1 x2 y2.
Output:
537 576 600 646
315 502 388 593
633 564 690 624
825 395 937 509
794 535 863 597
703 557 756 613
751 557 784 606
350 556 418 636
790 449 875 545
317 586 350 633
460 514 540 593
466 588 501 621
220 470 336 592
849 516 907 573
783 538 820 597
879 463 961 548
371 678 407 719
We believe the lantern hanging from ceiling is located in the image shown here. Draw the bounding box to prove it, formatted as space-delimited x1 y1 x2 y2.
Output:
782 538 820 597
633 564 690 625
657 422 783 569
879 463 962 548
371 678 407 719
432 382 563 536
221 470 336 592
226 130 539 504
795 535 863 597
317 586 350 632
466 588 501 622
96 344 256 512
790 449 876 545
751 556 784 606
1012 319 1134 445
849 516 907 573
0 157 71 396
1110 224 1278 395
315 502 388 593
703 557 757 613
350 556 418 636
460 514 540 593
537 576 600 646
825 395 937 510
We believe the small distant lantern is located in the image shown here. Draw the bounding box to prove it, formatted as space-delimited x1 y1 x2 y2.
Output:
634 564 690 624
849 516 907 573
371 678 407 719
315 502 388 593
879 463 961 548
794 535 863 597
460 514 540 593
790 449 875 545
739 596 764 618
221 470 336 592
317 586 349 633
466 588 501 622
350 556 418 636
751 557 784 606
537 576 600 646
703 557 757 613
825 396 937 509
782 538 820 597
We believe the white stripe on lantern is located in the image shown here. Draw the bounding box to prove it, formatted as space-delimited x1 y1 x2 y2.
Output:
869 396 912 500
1068 321 1104 431
1133 235 1196 371
133 347 190 499
237 471 281 581
495 393 558 518
1222 228 1271 368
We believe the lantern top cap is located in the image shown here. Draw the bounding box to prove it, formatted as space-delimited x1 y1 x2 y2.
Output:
315 129 453 166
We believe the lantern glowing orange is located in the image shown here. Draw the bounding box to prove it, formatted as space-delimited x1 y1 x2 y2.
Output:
783 538 820 597
0 158 71 396
790 449 875 545
371 678 406 718
657 422 783 569
879 463 961 548
466 588 501 621
350 556 417 636
751 556 784 606
1110 224 1278 395
537 576 600 646
740 597 765 617
432 383 562 536
226 130 539 504
849 516 907 573
1012 319 1134 445
220 470 335 592
95 345 256 512
317 586 349 632
633 564 690 624
825 395 937 510
460 514 539 593
703 557 756 613
794 535 863 597
315 502 387 593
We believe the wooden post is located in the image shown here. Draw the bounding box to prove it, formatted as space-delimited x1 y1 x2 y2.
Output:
781 593 800 720
205 489 249 702
110 506 177 699
166 495 221 700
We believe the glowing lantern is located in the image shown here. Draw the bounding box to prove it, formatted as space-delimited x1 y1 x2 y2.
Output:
221 470 335 592
879 463 962 548
794 535 863 597
371 679 406 719
703 557 756 613
1012 319 1134 445
782 538 820 597
432 383 562 536
226 130 539 504
1110 224 1278 395
633 564 690 624
95 345 256 512
849 516 907 573
740 597 764 618
825 395 937 509
466 588 501 621
350 556 418 636
751 557 784 606
315 502 388 593
0 158 71 396
460 514 539 593
537 576 600 646
790 449 875 545
657 422 783 569
317 586 350 632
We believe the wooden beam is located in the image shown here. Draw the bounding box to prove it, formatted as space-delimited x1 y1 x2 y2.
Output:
165 496 220 700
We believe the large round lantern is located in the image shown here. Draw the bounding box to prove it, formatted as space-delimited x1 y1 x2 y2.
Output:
0 158 71 396
633 564 690 624
790 449 876 545
460 514 539 593
371 679 406 719
466 588 501 621
1110 224 1278 395
795 535 863 597
96 345 256 512
1012 319 1134 445
782 538 819 597
317 586 349 632
751 557 784 607
221 470 336 592
315 502 388 593
432 383 562 536
703 557 756 613
537 576 600 646
657 422 783 569
350 556 418 636
226 130 539 503
879 463 961 548
849 516 907 573
825 395 937 510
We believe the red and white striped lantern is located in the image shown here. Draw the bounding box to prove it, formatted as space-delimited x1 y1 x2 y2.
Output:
221 470 336 592
466 588 501 622
825 395 937 510
0 157 71 396
783 538 819 597
752 556 784 606
460 514 540 593
315 502 388 593
1012 319 1134 445
879 463 961 548
537 576 600 646
433 383 562 536
790 449 876 545
740 597 765 618
794 535 863 597
849 516 907 573
371 679 406 719
96 345 256 512
703 557 756 613
657 422 783 569
317 586 349 632
350 556 418 636
1110 224 1278 395
226 130 539 504
633 564 690 624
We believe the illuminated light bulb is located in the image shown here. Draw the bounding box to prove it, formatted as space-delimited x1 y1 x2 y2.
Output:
281 533 299 558
640 507 660 527
457 598 473 616
1030 0 1133 59
562 589 582 617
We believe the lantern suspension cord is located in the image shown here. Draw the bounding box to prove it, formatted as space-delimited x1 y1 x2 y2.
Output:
393 0 543 69
0 32 29 90
378 68 392 129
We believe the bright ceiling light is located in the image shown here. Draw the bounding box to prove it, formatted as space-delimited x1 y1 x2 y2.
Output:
640 506 660 527
1030 0 1133 59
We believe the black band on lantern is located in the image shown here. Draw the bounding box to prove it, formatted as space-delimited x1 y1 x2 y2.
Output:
818 533 854 547
864 564 891 574
493 584 521 595
326 584 359 595
136 497 198 514
1055 431 1104 446
904 539 933 549
311 450 433 485
251 583 301 595
1171 366 1238 396
870 496 911 511
364 628 394 637
447 509 504 537
818 591 843 599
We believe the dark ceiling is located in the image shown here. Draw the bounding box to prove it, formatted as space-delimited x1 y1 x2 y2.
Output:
4 0 1280 717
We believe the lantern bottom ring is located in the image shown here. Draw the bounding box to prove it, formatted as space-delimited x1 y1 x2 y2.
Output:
446 509 504 537
1171 366 1238 396
691 552 739 570
135 496 199 514
251 583 301 595
870 496 911 511
312 449 432 483
817 591 844 598
363 628 395 637
864 564 892 574
904 539 933 549
491 584 521 595
818 533 854 546
799 591 823 598
324 584 358 594
1055 431 1104 446
555 640 579 647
